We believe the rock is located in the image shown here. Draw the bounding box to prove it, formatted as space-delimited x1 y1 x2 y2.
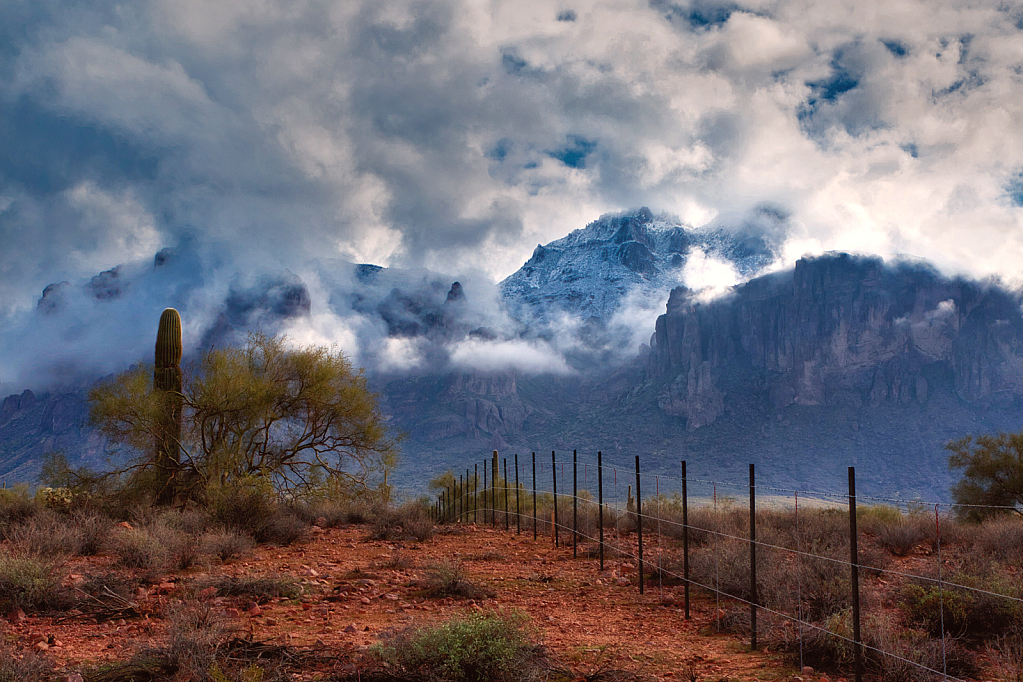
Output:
117 521 133 530
66 675 84 682
35 642 49 651
344 624 358 633
802 667 814 676
6 608 26 623
225 608 240 618
314 517 328 528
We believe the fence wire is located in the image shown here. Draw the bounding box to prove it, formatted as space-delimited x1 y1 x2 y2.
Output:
431 451 1023 681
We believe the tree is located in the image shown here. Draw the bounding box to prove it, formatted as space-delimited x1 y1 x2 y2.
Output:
947 433 1023 521
86 331 398 503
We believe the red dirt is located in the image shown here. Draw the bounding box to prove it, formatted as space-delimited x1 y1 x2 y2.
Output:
2 522 829 682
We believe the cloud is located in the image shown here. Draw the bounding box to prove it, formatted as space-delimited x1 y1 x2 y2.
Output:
1 0 1023 383
448 337 574 374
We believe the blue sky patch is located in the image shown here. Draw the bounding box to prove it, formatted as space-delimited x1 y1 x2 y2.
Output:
651 0 738 31
547 136 597 169
881 40 908 57
1008 171 1023 207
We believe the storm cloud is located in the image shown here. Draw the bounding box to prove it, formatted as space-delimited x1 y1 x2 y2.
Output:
2 0 1023 387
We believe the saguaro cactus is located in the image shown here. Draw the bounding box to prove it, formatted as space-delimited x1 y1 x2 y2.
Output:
154 308 183 504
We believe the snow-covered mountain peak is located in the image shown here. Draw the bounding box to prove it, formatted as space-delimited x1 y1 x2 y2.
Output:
499 208 779 326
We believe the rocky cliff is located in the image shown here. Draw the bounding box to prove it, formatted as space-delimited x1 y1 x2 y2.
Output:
647 253 1023 430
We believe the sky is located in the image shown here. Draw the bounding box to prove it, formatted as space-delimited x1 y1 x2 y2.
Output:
2 0 1023 386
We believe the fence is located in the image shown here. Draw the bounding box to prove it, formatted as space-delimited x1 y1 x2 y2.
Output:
428 450 1023 682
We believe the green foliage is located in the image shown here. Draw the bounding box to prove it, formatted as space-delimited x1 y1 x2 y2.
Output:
110 526 170 569
376 610 544 682
902 571 1023 641
0 549 70 612
87 331 398 505
947 432 1023 521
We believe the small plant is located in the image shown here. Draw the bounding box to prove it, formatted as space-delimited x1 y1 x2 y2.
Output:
418 561 495 600
376 609 546 682
200 530 255 562
0 549 70 612
194 575 301 601
110 526 169 569
370 501 434 541
9 509 86 558
167 599 227 676
902 571 1023 641
0 641 54 682
876 521 924 557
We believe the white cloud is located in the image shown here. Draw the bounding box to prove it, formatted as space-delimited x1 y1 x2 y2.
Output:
448 337 574 374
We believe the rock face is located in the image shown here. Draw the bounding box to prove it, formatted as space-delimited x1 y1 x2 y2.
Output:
0 388 106 485
647 253 1023 429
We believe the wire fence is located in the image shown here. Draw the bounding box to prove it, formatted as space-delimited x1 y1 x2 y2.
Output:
428 450 1023 682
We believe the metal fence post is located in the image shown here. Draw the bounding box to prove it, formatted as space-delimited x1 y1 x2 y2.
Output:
483 462 488 525
532 452 537 540
635 455 644 595
552 451 560 547
849 467 863 682
492 450 499 527
750 463 757 651
504 457 510 531
598 451 604 571
515 453 521 534
573 450 578 558
682 459 690 620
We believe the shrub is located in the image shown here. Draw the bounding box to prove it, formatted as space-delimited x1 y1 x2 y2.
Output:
72 510 114 556
876 521 924 557
779 610 977 681
166 600 227 678
109 527 169 570
200 530 254 563
0 550 70 612
9 509 86 558
974 517 1023 563
194 575 301 601
418 561 495 600
376 610 547 682
0 641 53 682
902 571 1023 642
260 513 308 546
0 489 39 541
370 502 434 541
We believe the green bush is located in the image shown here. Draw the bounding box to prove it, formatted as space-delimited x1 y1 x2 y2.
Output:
377 610 546 682
110 527 169 569
0 550 70 612
902 571 1023 641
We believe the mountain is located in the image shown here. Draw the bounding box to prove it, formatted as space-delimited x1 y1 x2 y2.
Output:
4 211 1023 500
381 252 1023 499
499 207 778 326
